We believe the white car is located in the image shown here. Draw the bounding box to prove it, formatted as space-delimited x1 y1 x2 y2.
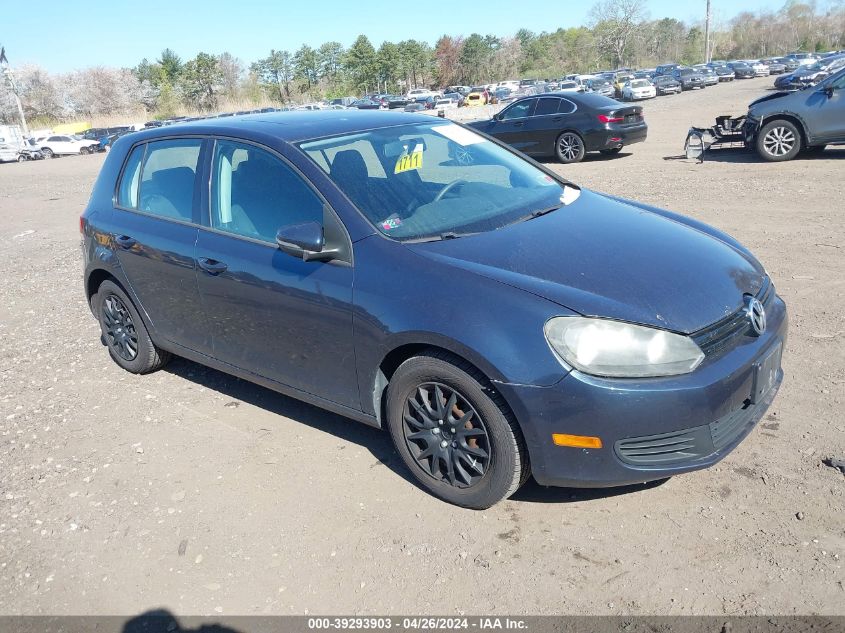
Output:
621 79 657 100
557 80 581 92
37 134 100 158
745 60 770 76
406 88 439 101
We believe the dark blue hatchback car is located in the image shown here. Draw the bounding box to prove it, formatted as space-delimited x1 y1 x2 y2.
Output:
81 111 787 508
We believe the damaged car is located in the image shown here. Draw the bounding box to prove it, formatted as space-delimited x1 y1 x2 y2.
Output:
746 67 845 161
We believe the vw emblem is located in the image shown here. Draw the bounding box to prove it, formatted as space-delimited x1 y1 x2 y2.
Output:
745 296 766 336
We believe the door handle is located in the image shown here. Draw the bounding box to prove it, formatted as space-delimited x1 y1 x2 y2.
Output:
197 257 228 275
513 121 524 127
114 234 136 249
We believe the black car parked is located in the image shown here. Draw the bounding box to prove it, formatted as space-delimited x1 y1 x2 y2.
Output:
671 68 706 90
653 75 682 95
729 62 756 78
468 92 647 164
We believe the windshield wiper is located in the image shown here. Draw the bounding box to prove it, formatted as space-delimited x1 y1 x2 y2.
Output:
406 230 476 243
528 204 563 219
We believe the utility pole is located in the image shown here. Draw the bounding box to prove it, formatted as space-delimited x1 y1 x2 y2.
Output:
704 0 712 63
0 46 29 136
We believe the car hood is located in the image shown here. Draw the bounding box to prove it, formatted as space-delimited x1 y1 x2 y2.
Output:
749 91 793 107
406 189 765 334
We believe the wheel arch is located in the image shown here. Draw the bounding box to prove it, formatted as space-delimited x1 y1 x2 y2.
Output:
759 113 810 148
372 341 522 436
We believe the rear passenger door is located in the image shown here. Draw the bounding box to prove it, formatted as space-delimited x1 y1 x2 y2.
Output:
111 138 212 354
194 139 359 409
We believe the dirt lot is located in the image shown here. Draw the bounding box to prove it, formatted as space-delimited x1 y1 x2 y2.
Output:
1 77 843 618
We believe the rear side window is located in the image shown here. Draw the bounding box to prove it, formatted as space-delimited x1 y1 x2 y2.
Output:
118 144 145 208
137 139 201 221
210 140 323 243
558 99 576 114
534 98 560 116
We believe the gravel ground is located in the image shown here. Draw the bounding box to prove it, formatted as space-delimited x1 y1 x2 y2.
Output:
0 76 843 618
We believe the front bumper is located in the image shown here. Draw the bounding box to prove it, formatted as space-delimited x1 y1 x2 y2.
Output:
498 295 787 488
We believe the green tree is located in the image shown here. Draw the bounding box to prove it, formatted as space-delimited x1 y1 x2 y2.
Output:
344 35 377 92
376 41 402 92
293 44 320 89
251 49 294 102
180 52 222 110
157 48 183 83
317 41 345 79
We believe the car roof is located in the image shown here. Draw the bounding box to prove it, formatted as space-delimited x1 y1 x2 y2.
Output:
125 110 437 144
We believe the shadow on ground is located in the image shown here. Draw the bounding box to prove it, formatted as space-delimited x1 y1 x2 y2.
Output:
163 357 415 486
663 146 845 164
123 609 240 633
165 357 671 507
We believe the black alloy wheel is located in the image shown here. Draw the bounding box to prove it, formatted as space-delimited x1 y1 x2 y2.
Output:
556 132 586 164
95 280 171 374
101 293 139 361
402 382 490 488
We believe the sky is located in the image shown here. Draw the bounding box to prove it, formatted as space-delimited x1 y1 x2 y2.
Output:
2 0 785 73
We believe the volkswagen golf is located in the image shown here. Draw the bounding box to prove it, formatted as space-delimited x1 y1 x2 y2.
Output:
81 111 787 509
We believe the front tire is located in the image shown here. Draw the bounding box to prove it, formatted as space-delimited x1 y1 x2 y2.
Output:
757 119 802 161
555 131 586 164
95 280 171 374
80 146 90 155
385 351 528 509
41 147 53 158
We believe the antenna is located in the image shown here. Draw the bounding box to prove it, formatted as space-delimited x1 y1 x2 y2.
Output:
0 45 30 136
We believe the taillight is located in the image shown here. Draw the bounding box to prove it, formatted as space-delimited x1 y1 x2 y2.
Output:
79 216 85 234
598 114 624 123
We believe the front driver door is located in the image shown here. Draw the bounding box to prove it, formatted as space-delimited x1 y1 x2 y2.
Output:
806 72 845 143
487 98 537 151
194 139 359 410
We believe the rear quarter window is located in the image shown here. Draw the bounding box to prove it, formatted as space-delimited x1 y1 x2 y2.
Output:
117 144 146 209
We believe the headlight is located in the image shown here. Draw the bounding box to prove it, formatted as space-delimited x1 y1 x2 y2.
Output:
544 317 704 378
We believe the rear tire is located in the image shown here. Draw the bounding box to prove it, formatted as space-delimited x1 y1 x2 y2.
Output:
555 131 586 164
385 351 528 509
95 280 171 374
757 119 802 162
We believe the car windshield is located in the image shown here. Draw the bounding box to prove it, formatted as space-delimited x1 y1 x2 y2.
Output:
678 69 697 76
298 122 573 242
631 79 649 87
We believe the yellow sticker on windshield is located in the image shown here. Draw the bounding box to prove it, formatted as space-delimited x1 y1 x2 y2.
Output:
394 150 423 174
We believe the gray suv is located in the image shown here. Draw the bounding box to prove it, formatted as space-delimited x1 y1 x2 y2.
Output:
745 67 845 161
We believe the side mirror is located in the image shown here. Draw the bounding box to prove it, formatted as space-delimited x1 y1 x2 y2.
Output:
276 221 337 262
824 85 834 98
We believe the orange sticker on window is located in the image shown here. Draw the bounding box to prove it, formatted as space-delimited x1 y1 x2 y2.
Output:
394 150 423 174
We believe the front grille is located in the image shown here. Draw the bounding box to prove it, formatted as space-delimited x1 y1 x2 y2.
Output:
615 401 761 467
692 279 774 357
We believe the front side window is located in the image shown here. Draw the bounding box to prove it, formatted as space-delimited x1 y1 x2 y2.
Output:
298 122 573 242
501 99 535 120
210 140 323 243
137 139 201 221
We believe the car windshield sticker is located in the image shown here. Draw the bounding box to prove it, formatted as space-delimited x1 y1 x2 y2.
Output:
432 123 485 146
394 143 424 174
381 217 402 231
